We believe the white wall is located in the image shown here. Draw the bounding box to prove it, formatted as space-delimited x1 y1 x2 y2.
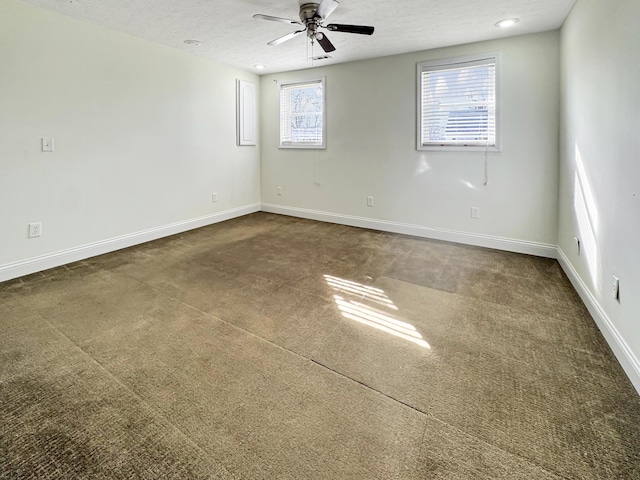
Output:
0 0 260 280
558 0 640 391
260 31 560 256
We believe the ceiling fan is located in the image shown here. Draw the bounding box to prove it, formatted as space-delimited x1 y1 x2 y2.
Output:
253 0 374 53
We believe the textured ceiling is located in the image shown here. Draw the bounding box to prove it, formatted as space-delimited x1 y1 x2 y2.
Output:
19 0 575 74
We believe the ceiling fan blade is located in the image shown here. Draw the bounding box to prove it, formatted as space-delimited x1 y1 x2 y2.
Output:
316 0 340 20
253 14 302 26
315 32 336 53
268 30 305 46
326 23 375 35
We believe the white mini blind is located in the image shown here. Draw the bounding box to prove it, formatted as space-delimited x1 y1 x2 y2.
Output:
280 79 325 148
419 56 497 149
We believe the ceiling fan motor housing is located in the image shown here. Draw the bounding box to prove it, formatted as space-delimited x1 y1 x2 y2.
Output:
299 3 321 22
300 3 321 37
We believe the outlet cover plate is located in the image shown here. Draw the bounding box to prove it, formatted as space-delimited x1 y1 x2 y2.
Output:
41 138 54 152
28 222 42 238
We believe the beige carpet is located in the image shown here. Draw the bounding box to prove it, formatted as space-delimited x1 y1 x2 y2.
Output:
1 212 639 479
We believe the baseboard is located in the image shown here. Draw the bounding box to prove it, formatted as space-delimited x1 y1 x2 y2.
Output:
260 203 557 258
262 203 639 393
4 201 637 394
0 203 261 283
557 248 640 394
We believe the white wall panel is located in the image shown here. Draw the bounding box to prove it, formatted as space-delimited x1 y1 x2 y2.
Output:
259 32 560 248
0 0 260 275
558 0 640 391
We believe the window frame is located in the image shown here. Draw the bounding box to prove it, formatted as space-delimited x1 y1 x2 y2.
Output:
279 76 326 150
417 53 500 152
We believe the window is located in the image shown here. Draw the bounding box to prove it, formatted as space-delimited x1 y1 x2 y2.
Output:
279 78 325 149
417 54 498 151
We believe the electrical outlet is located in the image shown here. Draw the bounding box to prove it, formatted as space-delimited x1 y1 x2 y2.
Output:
574 237 581 256
367 196 374 207
28 222 42 238
211 192 217 202
41 138 54 152
471 207 480 219
277 186 282 196
611 275 620 301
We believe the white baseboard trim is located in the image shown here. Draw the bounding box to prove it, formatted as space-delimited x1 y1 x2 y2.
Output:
0 203 261 283
557 248 640 394
261 203 557 258
3 202 638 394
263 203 639 393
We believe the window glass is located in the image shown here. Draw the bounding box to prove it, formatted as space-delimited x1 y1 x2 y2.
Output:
280 78 325 149
418 55 498 151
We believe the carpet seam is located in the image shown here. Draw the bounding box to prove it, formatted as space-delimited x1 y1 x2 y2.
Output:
308 361 569 480
142 283 573 480
27 310 239 480
425 416 570 480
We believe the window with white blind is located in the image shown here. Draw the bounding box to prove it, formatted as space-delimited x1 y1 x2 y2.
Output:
279 78 326 149
417 54 499 151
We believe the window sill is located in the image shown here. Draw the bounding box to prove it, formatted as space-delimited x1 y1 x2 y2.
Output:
279 144 326 150
418 145 500 153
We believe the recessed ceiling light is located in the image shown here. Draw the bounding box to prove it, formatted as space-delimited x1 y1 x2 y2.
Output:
184 39 202 46
495 18 519 28
253 64 266 70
